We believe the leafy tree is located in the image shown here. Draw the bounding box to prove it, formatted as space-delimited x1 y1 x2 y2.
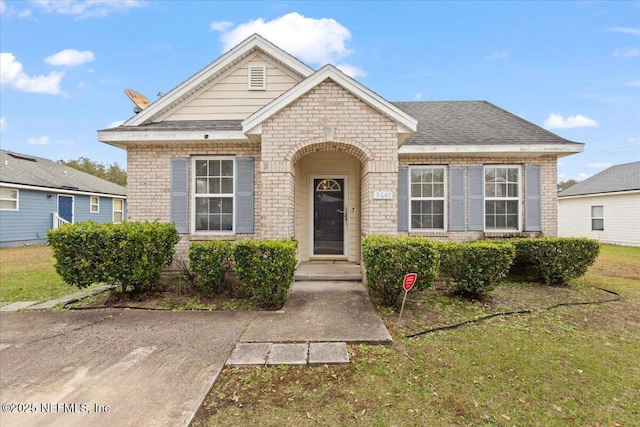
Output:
58 157 126 186
557 179 578 192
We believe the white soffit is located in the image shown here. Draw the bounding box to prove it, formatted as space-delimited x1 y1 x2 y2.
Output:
242 65 418 135
399 143 584 157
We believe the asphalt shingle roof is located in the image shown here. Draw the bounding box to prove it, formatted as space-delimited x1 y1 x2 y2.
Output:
101 120 242 132
1 150 127 196
558 161 640 197
394 101 581 146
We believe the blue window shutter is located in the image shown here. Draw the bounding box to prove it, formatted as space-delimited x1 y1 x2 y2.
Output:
397 166 409 232
467 166 484 231
170 157 189 234
235 157 254 234
525 165 542 231
449 167 465 231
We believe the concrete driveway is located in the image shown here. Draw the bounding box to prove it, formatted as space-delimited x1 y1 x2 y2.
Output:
0 309 253 427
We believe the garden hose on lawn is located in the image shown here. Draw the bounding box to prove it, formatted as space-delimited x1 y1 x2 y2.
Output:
405 287 621 339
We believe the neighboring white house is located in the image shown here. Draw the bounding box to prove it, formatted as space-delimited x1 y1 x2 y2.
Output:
558 161 640 246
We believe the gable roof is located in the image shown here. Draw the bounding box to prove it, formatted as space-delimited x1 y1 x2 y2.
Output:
558 161 640 197
242 64 418 137
0 150 127 197
123 34 314 127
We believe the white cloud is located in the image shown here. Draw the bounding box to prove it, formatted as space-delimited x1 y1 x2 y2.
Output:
612 46 640 57
606 27 640 37
627 137 640 145
625 80 640 87
483 51 508 60
27 135 49 145
0 117 7 131
586 162 612 169
0 53 64 94
414 93 423 101
210 21 233 32
31 0 146 19
1 0 31 17
45 49 95 66
211 12 364 77
543 113 598 129
108 120 126 128
335 63 366 79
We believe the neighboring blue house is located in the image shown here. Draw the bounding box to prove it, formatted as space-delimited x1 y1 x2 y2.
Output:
0 150 127 247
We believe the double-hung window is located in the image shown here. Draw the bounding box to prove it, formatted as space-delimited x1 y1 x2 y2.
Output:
0 188 18 211
485 166 520 231
194 157 234 232
90 196 100 213
591 205 604 231
409 166 446 230
113 199 124 223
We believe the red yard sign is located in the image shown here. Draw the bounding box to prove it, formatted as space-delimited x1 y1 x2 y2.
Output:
403 273 417 291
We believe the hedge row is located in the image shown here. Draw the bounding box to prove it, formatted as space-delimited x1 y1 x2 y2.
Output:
189 238 298 309
439 241 515 296
47 221 179 293
509 237 600 285
362 236 440 307
362 235 600 307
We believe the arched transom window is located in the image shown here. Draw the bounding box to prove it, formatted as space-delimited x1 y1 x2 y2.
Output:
316 179 342 192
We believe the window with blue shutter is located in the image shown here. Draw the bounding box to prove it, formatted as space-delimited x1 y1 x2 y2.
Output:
525 165 542 231
449 167 465 231
235 157 255 234
170 157 189 233
397 166 409 232
467 166 484 231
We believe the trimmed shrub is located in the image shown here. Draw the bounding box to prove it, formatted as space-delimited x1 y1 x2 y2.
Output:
362 235 440 308
234 239 298 310
510 237 600 285
188 241 234 295
439 240 515 297
47 221 179 293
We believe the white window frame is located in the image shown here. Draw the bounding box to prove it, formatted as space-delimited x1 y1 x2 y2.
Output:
112 198 124 223
591 205 604 231
408 166 447 231
484 165 521 232
90 196 100 213
0 187 19 211
191 156 236 234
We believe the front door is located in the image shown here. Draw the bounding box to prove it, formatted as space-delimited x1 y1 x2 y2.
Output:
58 195 73 223
312 177 346 256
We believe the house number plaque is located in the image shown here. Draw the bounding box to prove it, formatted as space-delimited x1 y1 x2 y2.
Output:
373 191 393 200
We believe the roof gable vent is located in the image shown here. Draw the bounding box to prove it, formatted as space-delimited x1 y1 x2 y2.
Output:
248 65 266 90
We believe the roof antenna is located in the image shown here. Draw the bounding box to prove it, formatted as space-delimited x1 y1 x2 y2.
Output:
124 88 151 114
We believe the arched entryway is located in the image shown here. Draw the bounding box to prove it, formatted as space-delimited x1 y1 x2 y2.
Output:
290 141 371 263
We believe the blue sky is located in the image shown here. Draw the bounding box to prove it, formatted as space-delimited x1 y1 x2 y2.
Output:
1 0 638 182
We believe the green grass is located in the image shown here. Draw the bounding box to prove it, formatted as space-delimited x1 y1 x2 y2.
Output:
0 245 81 303
194 244 640 426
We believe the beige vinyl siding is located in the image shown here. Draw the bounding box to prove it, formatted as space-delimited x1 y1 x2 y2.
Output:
165 55 301 121
558 192 640 246
295 151 361 262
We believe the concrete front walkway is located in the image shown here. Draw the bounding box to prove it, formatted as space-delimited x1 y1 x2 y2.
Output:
241 281 391 343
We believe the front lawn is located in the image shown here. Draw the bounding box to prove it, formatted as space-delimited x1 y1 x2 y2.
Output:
193 245 640 426
0 245 78 303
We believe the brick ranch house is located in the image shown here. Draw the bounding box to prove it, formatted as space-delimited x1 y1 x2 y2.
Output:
98 34 583 264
